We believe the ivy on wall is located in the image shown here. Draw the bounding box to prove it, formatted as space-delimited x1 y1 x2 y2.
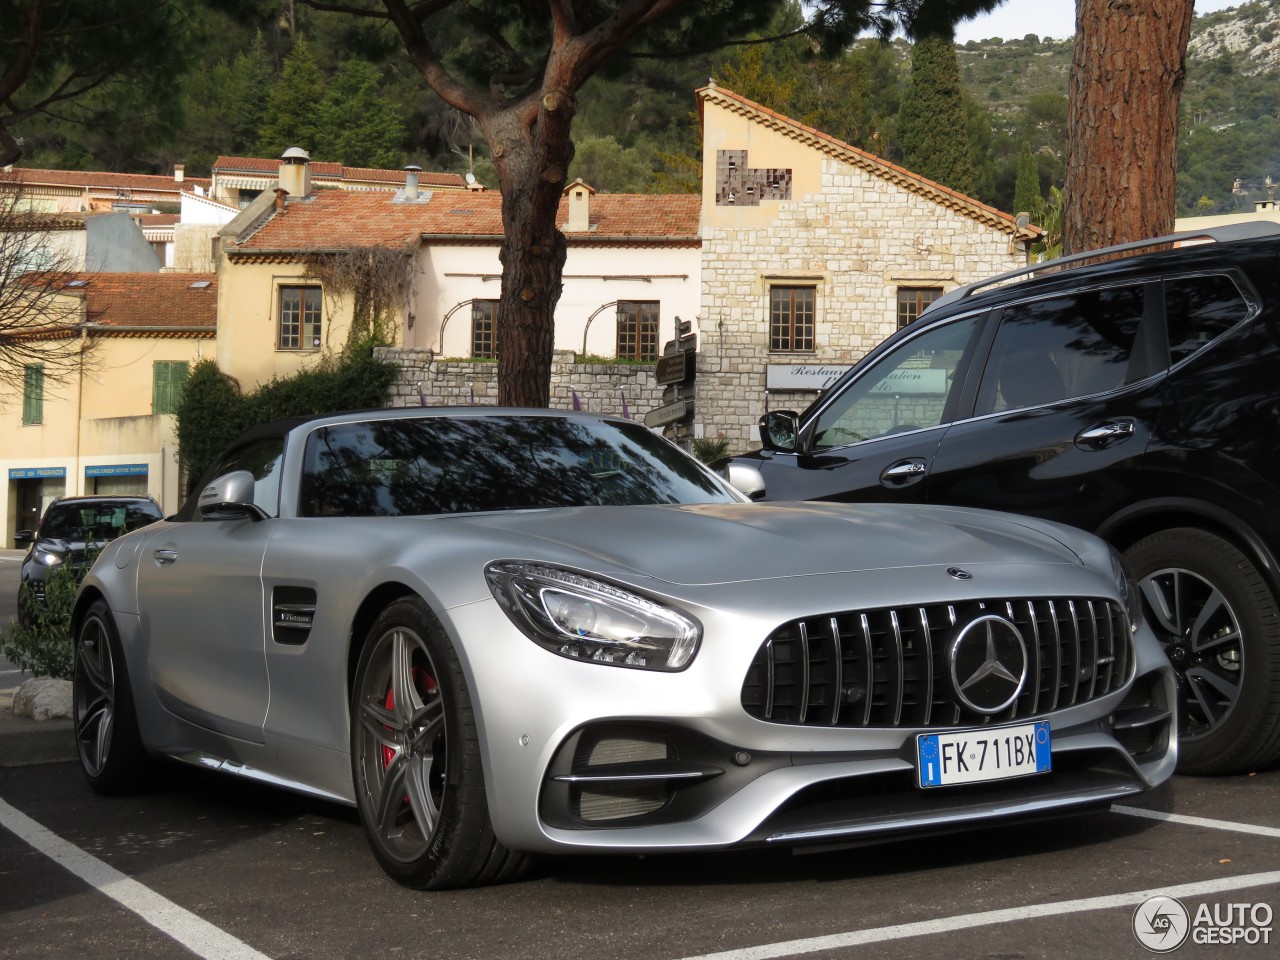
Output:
300 246 416 350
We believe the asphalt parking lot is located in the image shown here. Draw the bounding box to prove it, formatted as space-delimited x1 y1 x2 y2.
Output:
1 757 1278 960
2 550 1278 959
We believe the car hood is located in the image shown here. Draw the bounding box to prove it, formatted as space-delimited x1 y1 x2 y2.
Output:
457 501 1085 586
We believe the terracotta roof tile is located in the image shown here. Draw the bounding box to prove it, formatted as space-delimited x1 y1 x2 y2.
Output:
11 167 211 192
232 190 700 252
63 272 217 330
213 156 465 188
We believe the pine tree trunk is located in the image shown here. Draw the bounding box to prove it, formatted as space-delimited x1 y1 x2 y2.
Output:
1063 0 1193 255
485 90 576 408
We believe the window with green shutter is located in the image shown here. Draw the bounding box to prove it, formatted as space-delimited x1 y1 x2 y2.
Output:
153 361 189 415
22 365 43 425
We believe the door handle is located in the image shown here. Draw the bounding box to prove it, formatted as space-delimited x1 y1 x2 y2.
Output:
1075 419 1136 449
152 548 178 565
880 458 929 487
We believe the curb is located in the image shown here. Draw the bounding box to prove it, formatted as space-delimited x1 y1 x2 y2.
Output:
0 715 76 767
0 688 78 767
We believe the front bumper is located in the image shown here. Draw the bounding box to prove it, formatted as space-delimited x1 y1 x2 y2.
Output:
447 591 1177 856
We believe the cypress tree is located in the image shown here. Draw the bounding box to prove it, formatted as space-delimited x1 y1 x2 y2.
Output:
898 33 977 196
1012 142 1042 218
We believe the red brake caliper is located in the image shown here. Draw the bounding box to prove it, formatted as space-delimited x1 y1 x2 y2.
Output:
382 668 439 769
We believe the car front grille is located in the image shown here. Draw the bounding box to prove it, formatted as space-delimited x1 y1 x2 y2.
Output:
742 597 1133 728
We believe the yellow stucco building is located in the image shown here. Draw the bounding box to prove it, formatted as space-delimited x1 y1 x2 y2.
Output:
2 273 216 543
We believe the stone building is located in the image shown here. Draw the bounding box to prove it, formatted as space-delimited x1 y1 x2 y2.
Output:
694 83 1036 444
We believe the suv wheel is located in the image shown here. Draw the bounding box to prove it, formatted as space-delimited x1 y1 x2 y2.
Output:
1125 529 1280 775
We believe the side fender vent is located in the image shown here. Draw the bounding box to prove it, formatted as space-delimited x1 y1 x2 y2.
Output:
272 586 317 645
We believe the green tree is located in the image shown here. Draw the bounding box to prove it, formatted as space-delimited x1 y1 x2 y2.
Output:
0 0 200 166
1012 141 1041 217
296 0 1003 408
179 36 275 172
899 31 977 194
569 136 657 193
318 59 408 168
257 36 328 156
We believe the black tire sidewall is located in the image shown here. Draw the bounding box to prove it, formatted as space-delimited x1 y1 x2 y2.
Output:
73 599 150 794
350 597 477 887
1125 528 1280 774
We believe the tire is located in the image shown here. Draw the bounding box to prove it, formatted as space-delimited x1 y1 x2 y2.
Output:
1125 528 1280 775
350 597 530 889
73 599 154 794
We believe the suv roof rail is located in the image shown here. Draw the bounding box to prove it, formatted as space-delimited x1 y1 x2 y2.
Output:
926 220 1280 314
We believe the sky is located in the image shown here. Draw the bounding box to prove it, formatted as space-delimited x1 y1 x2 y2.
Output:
953 0 1246 44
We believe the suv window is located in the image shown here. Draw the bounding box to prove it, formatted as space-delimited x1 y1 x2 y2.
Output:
975 284 1144 415
812 314 979 450
1164 274 1251 364
40 501 162 542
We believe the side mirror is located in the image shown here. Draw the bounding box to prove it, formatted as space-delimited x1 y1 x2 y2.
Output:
725 462 767 500
13 529 33 547
759 411 801 453
198 470 270 522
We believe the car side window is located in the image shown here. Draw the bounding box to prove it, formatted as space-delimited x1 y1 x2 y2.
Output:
975 284 1144 415
811 314 979 450
1164 274 1250 365
190 437 286 521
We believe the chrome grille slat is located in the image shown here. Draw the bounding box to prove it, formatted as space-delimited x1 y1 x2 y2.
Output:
1048 600 1062 711
742 596 1132 729
859 614 873 726
797 621 811 724
888 610 904 726
918 607 933 727
829 616 843 726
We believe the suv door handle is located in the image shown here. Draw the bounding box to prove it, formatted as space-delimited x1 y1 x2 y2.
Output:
1075 419 1136 450
880 458 929 487
152 548 178 565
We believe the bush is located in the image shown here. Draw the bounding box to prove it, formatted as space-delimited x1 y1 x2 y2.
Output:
691 435 731 464
1 562 85 681
176 341 398 493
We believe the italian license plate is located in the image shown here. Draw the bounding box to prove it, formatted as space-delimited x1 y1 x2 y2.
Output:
917 721 1051 788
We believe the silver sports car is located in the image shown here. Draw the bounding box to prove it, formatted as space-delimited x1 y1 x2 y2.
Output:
73 408 1176 889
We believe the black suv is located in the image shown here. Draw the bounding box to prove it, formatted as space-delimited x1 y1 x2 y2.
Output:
17 495 164 616
723 222 1280 775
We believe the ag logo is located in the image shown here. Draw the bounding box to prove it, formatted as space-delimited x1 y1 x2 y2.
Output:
1133 895 1190 953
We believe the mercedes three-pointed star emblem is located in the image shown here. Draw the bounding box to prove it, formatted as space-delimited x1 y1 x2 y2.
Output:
948 615 1029 714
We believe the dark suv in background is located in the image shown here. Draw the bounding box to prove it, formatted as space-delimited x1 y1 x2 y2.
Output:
723 223 1280 775
17 495 164 615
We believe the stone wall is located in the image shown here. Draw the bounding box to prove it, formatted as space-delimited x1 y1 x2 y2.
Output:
378 348 664 420
696 156 1029 445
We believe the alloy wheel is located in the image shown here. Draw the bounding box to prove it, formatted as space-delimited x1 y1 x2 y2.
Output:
1139 566 1243 740
74 614 117 777
354 626 447 863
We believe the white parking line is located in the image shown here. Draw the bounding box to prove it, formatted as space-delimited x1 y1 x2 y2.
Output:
674 870 1280 960
1113 804 1280 838
0 798 271 960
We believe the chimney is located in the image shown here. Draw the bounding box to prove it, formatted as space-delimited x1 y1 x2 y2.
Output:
174 163 185 184
274 187 288 212
565 178 594 233
404 164 422 201
278 146 311 198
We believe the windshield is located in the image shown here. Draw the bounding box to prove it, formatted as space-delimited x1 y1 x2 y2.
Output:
40 501 163 542
299 415 740 517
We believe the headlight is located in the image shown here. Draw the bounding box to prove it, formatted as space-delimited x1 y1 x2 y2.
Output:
34 549 65 567
485 562 701 671
1109 546 1142 633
